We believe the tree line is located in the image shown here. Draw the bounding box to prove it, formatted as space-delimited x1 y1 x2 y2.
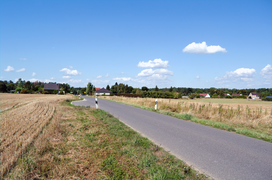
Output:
1 79 271 99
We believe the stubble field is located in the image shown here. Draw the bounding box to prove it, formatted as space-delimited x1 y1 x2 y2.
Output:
0 93 71 176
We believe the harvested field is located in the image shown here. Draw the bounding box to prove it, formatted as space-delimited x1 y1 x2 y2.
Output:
0 93 71 176
0 93 60 112
101 96 272 136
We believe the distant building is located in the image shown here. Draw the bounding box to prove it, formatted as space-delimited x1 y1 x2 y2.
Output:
95 88 101 91
44 83 60 93
248 92 260 99
95 88 112 96
199 93 210 98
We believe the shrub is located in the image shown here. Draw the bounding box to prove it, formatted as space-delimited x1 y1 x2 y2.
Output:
262 96 272 101
53 90 59 94
20 90 28 94
232 96 246 99
212 93 218 98
42 91 49 94
189 94 195 99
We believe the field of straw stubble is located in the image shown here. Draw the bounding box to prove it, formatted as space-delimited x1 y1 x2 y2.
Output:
0 93 71 176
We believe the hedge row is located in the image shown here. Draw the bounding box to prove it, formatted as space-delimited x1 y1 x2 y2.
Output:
115 92 181 99
262 97 272 101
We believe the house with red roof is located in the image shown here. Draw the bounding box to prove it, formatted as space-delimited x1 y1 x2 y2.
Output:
199 93 210 98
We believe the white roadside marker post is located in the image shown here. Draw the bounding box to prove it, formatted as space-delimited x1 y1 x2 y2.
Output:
95 97 99 109
155 99 157 110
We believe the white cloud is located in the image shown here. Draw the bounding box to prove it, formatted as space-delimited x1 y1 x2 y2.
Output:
183 42 227 54
20 58 27 60
4 66 14 72
44 79 51 83
215 68 256 83
32 72 36 77
69 79 82 83
97 75 102 78
121 72 124 74
260 64 272 79
29 78 39 82
138 58 169 68
106 73 109 77
113 77 132 81
16 68 26 72
51 77 54 79
63 76 71 79
138 68 173 77
196 75 200 79
69 66 73 69
60 68 81 75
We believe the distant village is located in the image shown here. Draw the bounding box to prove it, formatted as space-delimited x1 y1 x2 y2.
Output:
0 79 271 100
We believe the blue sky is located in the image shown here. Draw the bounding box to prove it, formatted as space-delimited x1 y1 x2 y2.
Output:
1 0 271 88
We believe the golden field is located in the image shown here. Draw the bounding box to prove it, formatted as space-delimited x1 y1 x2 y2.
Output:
0 93 71 176
101 96 272 134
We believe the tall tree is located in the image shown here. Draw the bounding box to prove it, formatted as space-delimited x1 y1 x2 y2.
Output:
86 82 93 95
0 81 7 92
155 85 159 91
106 85 110 90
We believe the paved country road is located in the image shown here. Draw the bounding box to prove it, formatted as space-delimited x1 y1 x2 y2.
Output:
72 96 272 180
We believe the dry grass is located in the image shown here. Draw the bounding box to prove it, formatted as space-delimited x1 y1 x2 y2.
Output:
0 93 71 176
101 96 272 135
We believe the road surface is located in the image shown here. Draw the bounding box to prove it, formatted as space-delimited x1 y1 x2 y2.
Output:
72 96 272 180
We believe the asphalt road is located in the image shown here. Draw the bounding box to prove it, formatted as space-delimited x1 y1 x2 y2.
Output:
72 96 272 180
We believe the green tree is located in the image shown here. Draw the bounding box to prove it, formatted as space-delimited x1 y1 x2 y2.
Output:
106 85 110 90
155 85 159 91
127 86 133 93
16 78 25 89
142 86 149 91
169 86 173 92
212 93 218 98
196 89 203 93
210 87 216 96
86 82 93 95
25 81 31 90
81 88 86 95
6 83 15 92
0 81 7 92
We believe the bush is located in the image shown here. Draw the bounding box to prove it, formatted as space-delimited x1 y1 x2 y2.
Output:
189 94 195 99
232 96 246 99
53 90 59 94
212 93 218 98
42 91 49 94
20 90 28 94
116 93 142 98
262 96 272 101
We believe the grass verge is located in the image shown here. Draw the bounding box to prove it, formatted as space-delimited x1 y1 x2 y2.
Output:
99 98 272 143
5 99 209 179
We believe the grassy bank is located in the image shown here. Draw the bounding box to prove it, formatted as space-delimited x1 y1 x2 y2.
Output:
5 98 208 179
99 97 272 143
